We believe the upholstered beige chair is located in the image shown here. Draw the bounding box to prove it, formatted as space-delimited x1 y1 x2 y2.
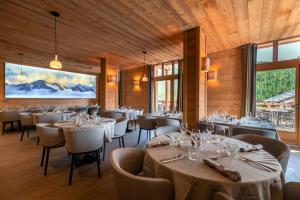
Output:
232 127 277 139
270 182 300 200
233 134 290 173
137 115 157 143
155 126 180 136
214 125 230 137
36 123 65 176
156 117 181 127
64 127 105 185
0 111 21 133
19 112 34 142
110 112 126 122
111 148 174 200
213 192 234 200
99 110 110 118
87 106 99 116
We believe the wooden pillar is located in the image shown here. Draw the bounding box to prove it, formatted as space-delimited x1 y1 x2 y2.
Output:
99 58 107 110
183 27 207 128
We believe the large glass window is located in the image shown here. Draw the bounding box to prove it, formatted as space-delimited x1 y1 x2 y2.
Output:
278 40 300 61
257 45 273 64
153 60 180 112
256 68 296 132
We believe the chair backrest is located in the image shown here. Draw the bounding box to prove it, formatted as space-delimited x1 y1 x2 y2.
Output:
197 121 207 132
232 134 290 173
110 148 173 200
110 112 126 122
0 111 20 122
114 118 129 137
214 125 229 137
87 106 99 116
283 182 300 200
232 127 276 139
74 107 88 114
138 115 156 130
213 192 234 200
155 126 181 136
36 123 65 147
35 113 62 124
64 127 105 154
19 112 33 126
99 110 110 118
156 118 181 127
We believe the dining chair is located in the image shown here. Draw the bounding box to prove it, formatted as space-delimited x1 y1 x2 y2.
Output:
64 127 105 185
19 112 34 142
197 121 207 132
156 117 181 127
270 182 300 200
110 148 174 200
232 134 290 174
36 123 65 176
112 117 129 148
110 111 126 122
137 115 156 144
214 125 230 137
0 111 21 134
155 126 180 136
87 106 99 116
231 127 277 140
213 192 234 200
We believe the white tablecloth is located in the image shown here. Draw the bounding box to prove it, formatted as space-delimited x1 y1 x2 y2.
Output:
32 112 75 125
54 118 116 142
144 134 283 200
118 109 143 121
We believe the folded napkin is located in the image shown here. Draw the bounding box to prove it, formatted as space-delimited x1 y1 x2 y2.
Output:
240 144 263 152
203 158 241 182
147 136 170 148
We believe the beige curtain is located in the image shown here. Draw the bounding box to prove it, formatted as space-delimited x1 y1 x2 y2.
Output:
242 43 257 117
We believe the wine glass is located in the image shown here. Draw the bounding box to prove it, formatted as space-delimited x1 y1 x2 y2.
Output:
206 122 214 134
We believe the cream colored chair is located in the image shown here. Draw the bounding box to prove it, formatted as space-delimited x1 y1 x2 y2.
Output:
156 117 181 127
270 182 300 200
155 126 180 136
64 127 105 185
233 134 290 174
36 123 65 176
111 148 174 200
232 127 277 140
137 115 156 143
19 112 34 142
214 125 230 137
0 111 21 133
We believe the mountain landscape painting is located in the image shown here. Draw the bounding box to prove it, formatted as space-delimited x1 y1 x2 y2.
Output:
5 63 96 98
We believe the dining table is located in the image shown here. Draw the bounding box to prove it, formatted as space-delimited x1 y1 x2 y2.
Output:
54 117 116 142
144 133 284 200
32 111 75 125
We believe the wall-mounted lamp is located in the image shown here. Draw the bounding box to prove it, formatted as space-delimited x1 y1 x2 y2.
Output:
133 79 140 87
107 74 117 83
201 57 210 72
207 70 217 81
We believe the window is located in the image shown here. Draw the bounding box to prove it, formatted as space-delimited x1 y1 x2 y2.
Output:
257 45 273 64
152 60 180 112
278 40 300 61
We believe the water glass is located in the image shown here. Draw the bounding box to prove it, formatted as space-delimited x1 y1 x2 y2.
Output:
187 146 199 161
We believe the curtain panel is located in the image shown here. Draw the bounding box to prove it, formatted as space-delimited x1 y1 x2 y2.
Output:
241 43 257 117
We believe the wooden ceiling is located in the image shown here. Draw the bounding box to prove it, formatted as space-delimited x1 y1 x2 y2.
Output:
1 0 300 72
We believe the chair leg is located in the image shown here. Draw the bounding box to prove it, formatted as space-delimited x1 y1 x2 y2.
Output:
95 150 101 178
118 137 122 148
2 122 5 134
102 142 106 161
10 122 13 130
41 147 46 166
44 148 50 176
20 127 25 142
134 120 137 130
121 136 125 147
69 155 74 186
137 129 142 144
36 136 40 145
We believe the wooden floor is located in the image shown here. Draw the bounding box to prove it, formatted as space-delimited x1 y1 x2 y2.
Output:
0 127 299 200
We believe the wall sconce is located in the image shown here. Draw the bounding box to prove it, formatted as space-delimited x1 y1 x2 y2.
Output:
207 70 217 81
107 74 117 83
201 57 210 72
133 80 140 87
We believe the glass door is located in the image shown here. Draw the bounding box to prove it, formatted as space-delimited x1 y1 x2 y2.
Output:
256 67 298 142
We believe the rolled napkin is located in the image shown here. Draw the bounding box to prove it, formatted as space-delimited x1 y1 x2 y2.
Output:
240 144 263 152
203 158 241 182
147 135 170 148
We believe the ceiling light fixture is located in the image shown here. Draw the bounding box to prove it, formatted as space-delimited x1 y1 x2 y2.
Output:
141 51 148 82
49 11 62 69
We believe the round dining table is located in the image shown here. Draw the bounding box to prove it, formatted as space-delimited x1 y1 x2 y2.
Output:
144 134 283 200
32 111 75 125
54 117 116 142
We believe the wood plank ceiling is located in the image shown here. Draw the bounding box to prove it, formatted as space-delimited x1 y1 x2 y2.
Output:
1 0 300 72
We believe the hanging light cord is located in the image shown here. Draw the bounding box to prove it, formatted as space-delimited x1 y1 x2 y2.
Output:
54 15 57 55
20 53 23 75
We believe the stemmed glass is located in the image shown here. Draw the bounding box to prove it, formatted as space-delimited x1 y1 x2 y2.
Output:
206 122 214 134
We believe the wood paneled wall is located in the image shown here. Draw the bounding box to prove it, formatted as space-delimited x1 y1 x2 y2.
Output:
207 47 243 117
0 59 99 109
105 65 119 110
123 67 150 113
